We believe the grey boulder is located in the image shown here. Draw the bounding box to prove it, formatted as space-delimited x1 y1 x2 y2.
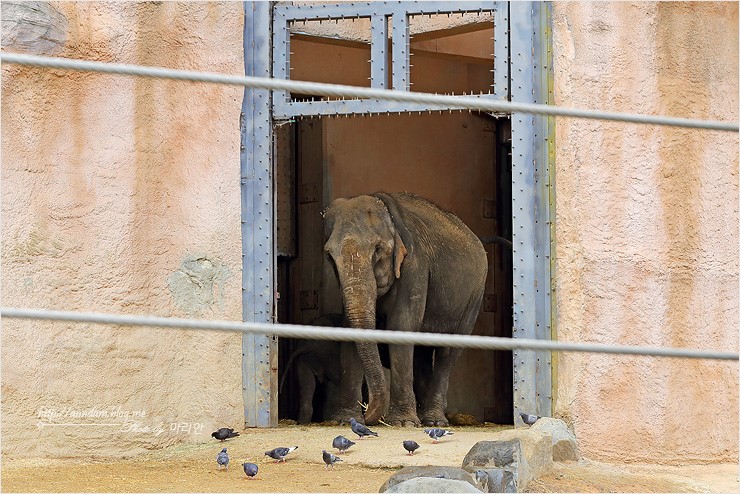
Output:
462 440 525 491
380 466 479 492
471 468 517 493
530 417 580 461
385 477 482 493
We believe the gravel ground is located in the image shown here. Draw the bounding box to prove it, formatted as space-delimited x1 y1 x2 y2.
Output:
2 424 737 493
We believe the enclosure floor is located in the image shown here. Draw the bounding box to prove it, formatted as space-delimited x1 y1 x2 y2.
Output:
1 425 736 493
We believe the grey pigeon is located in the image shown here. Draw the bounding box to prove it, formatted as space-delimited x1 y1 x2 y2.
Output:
349 417 378 439
332 435 355 452
211 427 240 441
322 449 342 468
216 447 229 469
242 462 258 479
424 428 453 443
519 412 541 426
403 440 420 455
265 446 298 463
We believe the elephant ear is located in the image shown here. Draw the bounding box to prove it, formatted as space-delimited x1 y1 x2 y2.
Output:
372 192 411 279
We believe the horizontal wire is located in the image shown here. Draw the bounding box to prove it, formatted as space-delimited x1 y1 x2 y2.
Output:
2 307 737 361
1 52 737 132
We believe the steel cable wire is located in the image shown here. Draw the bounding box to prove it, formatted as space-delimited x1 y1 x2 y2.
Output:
1 52 737 131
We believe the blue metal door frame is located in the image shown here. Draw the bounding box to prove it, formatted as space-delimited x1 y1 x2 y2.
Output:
241 1 277 428
510 1 554 423
241 1 553 428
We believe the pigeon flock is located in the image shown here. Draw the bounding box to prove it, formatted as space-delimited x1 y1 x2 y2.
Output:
208 417 423 479
210 412 543 480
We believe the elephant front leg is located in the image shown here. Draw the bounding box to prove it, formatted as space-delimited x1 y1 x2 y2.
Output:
386 344 421 427
325 342 364 424
419 347 463 426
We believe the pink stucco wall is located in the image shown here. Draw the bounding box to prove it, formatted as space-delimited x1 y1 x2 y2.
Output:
552 2 738 463
2 1 737 464
2 2 245 457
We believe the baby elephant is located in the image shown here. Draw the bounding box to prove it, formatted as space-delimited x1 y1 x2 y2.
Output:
279 314 344 424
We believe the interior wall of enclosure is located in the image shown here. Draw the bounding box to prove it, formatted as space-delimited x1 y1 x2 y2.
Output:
278 34 513 424
552 2 739 463
1 2 245 458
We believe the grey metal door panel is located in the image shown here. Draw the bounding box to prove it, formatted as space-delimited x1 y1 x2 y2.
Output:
241 0 552 427
509 1 553 422
272 1 509 118
242 1 277 428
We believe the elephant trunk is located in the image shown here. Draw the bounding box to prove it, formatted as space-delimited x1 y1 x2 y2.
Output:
337 243 389 424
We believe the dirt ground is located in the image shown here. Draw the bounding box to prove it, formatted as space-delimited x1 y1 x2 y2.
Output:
1 425 737 493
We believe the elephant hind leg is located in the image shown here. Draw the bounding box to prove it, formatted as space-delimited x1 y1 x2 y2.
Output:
296 360 316 424
413 345 433 413
419 347 463 426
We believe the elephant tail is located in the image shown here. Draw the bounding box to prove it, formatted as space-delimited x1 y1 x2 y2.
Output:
478 235 512 249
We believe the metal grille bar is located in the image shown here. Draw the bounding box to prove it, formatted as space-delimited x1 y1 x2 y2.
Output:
1 308 737 361
1 52 735 131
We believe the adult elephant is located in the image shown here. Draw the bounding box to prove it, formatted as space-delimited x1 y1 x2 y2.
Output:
323 192 487 426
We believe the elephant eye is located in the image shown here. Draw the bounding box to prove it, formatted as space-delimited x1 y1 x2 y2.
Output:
375 244 383 256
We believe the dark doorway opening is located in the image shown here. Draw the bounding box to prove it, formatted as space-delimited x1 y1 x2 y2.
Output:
276 113 513 425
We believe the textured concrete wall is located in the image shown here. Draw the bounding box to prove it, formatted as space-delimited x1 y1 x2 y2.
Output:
552 2 738 463
1 2 244 457
2 0 737 464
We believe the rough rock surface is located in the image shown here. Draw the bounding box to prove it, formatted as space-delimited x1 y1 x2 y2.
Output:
471 467 518 493
462 440 526 491
487 428 554 478
462 429 554 491
1 1 68 54
531 417 580 461
380 466 479 492
385 477 482 493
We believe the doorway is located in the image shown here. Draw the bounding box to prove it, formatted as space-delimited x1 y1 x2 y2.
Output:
277 105 513 425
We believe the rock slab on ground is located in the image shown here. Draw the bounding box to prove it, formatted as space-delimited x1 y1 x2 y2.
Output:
472 468 518 493
380 466 479 492
385 477 482 493
462 429 553 491
530 417 580 461
462 440 526 491
487 428 554 479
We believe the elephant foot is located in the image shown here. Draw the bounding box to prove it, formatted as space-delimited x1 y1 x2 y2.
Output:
386 405 421 427
385 414 421 427
420 409 449 427
326 407 363 425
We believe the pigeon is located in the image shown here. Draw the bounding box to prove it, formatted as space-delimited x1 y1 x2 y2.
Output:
349 417 378 439
424 428 453 443
519 412 541 426
322 449 342 468
211 427 240 441
403 440 420 456
332 435 356 452
265 446 298 463
216 448 229 470
242 462 258 479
